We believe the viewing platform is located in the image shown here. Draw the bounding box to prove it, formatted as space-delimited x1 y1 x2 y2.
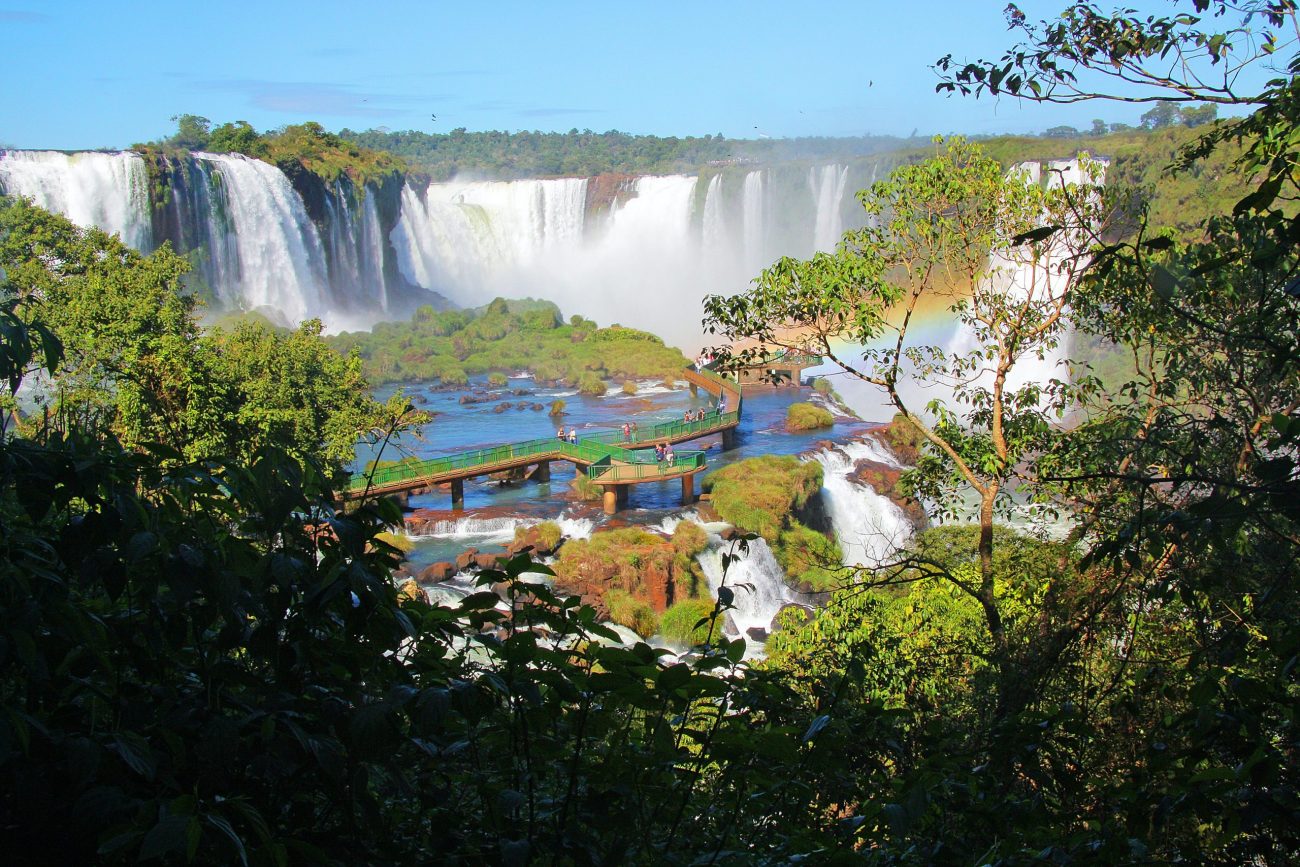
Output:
344 365 743 514
732 349 823 387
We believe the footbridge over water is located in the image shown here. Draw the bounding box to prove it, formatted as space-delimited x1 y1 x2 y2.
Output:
344 366 744 514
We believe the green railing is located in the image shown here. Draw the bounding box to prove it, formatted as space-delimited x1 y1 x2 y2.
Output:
589 450 706 481
346 362 741 494
757 351 823 367
351 436 562 492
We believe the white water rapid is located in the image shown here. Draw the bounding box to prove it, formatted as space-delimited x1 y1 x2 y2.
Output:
0 150 153 249
193 152 330 324
697 535 793 636
809 440 914 568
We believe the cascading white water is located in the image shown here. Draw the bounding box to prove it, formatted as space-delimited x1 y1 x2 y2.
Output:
391 164 862 348
809 440 913 568
0 150 153 249
194 152 329 323
810 164 850 252
361 193 388 312
945 157 1106 402
1 146 871 343
697 535 793 635
740 170 767 274
390 177 589 304
409 512 594 544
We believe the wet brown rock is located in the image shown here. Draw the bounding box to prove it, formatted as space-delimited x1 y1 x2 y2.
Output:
419 561 456 583
455 548 479 571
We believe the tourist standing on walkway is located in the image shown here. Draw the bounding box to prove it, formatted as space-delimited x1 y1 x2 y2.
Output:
622 422 631 441
666 444 675 467
568 428 578 444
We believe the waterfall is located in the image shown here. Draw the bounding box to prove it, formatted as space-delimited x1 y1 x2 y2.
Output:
409 511 593 543
361 192 388 312
1 145 875 346
808 440 913 568
740 170 767 273
945 157 1106 402
193 152 329 323
697 535 793 635
810 164 850 251
701 173 727 252
0 150 153 249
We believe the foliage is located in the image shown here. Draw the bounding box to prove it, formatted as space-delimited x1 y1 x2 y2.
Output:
577 371 607 396
0 197 414 479
514 519 562 553
774 523 843 592
149 117 406 189
704 455 823 540
339 126 921 180
621 379 637 395
671 519 709 558
785 401 833 430
329 299 689 387
551 526 707 613
657 599 718 646
548 399 566 416
604 588 660 637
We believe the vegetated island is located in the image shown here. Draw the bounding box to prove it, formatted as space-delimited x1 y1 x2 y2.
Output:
327 297 691 391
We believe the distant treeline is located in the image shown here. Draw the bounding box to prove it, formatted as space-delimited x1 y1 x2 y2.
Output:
336 128 924 180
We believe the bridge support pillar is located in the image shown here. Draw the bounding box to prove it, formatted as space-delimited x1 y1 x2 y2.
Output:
689 382 698 397
534 460 551 482
681 473 696 506
602 485 619 515
721 427 737 450
450 478 464 511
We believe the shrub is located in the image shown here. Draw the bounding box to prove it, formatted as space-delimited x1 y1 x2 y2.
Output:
439 365 469 387
672 520 709 558
514 520 563 553
775 522 842 592
658 599 719 645
705 456 823 540
549 399 567 416
488 372 508 387
605 589 659 637
577 372 607 395
812 377 833 395
621 380 638 395
787 402 834 431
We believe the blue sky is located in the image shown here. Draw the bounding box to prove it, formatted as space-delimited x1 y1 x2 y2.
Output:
0 1 1256 149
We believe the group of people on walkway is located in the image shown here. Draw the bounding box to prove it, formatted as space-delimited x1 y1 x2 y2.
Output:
556 427 578 444
654 442 675 466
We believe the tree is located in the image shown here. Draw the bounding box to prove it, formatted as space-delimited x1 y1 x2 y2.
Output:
704 137 1110 732
1140 100 1181 129
0 197 410 478
206 119 264 156
168 113 211 150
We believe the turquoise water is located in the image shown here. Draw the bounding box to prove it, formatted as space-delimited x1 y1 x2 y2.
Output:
356 374 878 568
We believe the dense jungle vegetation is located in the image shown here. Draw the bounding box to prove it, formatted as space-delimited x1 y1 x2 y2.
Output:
2 2 1299 864
326 297 691 388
